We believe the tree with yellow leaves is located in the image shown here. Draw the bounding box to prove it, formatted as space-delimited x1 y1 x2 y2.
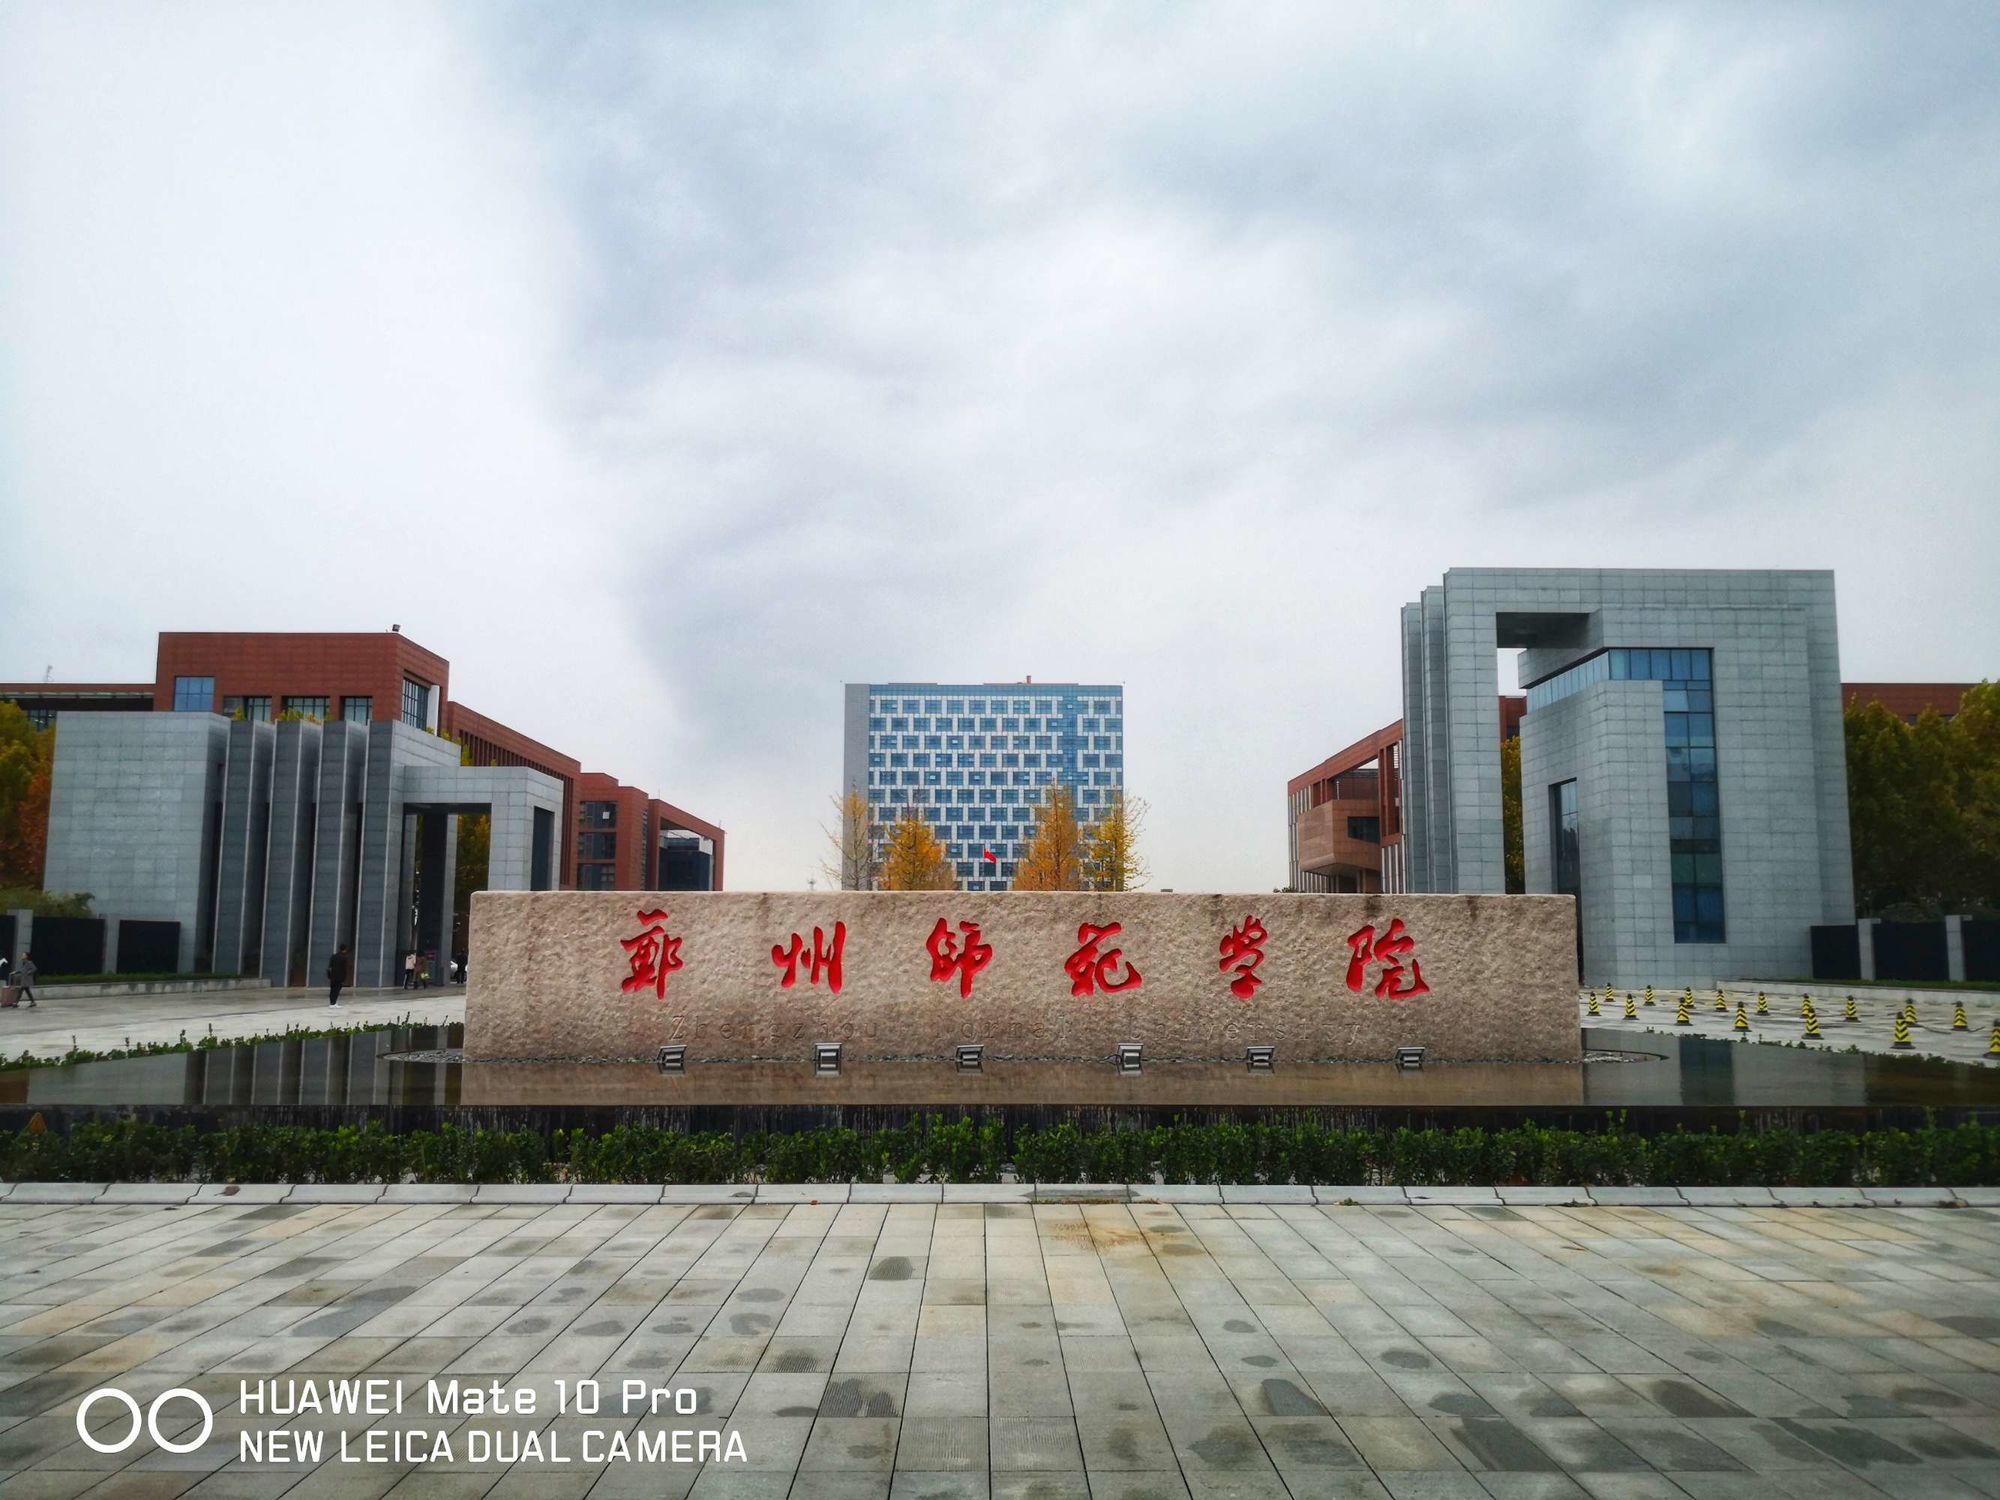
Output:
880 804 956 890
1084 791 1148 891
1013 783 1087 891
822 789 880 890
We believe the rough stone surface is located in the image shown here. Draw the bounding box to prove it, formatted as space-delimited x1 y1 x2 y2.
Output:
465 890 1582 1064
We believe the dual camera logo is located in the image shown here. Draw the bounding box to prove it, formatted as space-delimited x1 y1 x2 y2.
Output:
76 1387 215 1454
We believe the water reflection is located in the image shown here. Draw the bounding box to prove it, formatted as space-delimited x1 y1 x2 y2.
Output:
2 1025 1997 1110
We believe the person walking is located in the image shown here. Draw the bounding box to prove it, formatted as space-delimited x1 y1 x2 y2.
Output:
402 950 417 990
327 945 349 1007
13 951 37 1008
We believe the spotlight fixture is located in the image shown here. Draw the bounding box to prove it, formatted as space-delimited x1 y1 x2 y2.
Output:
1394 1046 1426 1071
1245 1045 1275 1073
954 1044 984 1072
814 1042 842 1075
655 1045 686 1073
1116 1042 1143 1074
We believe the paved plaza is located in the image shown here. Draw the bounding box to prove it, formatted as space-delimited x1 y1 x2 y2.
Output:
5 1197 2000 1499
1579 984 2000 1064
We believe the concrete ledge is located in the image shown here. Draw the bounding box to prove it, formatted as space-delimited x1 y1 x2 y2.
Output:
1954 1186 2000 1206
288 1185 384 1204
1863 1187 1962 1206
1407 1186 1500 1206
1495 1186 1590 1206
1682 1186 1778 1207
849 1184 942 1203
471 1184 566 1204
568 1184 666 1204
98 1183 197 1204
1585 1186 1688 1206
1141 1185 1221 1203
1314 1186 1408 1205
757 1184 847 1203
381 1184 480 1204
1769 1186 1871 1208
1034 1183 1130 1202
192 1183 290 1203
35 977 275 1000
660 1186 755 1204
8 1183 107 1203
1221 1185 1313 1204
941 1184 1032 1203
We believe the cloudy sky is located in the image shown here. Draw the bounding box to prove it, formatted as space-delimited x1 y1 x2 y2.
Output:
2 2 1995 891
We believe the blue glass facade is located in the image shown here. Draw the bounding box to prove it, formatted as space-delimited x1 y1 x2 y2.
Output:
857 683 1123 892
1525 648 1724 945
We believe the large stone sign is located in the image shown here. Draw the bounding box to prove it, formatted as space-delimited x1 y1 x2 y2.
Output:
464 892 1581 1064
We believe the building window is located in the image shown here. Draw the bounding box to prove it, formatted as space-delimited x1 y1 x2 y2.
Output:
221 695 273 723
401 678 432 729
342 697 371 723
283 696 329 721
577 864 616 890
172 676 214 712
582 800 618 828
579 832 617 861
1347 816 1381 843
1531 649 1723 942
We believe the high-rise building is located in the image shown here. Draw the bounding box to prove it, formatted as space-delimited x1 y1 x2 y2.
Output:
841 681 1124 890
1397 568 1854 986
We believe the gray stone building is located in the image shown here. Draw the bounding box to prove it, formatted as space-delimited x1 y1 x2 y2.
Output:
44 713 562 986
1399 569 1854 987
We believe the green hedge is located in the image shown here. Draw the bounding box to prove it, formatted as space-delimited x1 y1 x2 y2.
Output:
6 1116 2000 1186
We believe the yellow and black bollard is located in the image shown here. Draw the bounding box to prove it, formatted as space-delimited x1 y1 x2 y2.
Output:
1802 1008 1823 1040
1624 994 1638 1020
1844 995 1858 1023
1644 985 1655 1008
1892 1012 1914 1049
1903 999 1919 1028
1988 1020 2000 1058
1675 996 1693 1026
1733 1002 1750 1033
1713 988 1728 1013
1756 992 1769 1016
1954 1002 1969 1032
1587 991 1601 1017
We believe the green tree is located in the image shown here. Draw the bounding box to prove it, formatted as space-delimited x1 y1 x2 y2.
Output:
0 704 54 889
1500 734 1524 894
1845 684 2000 915
453 813 490 954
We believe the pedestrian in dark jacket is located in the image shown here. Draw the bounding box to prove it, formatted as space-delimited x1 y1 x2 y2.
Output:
328 946 349 1006
13 952 37 1008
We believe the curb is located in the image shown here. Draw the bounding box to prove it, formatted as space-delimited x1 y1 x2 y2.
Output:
2 1182 1988 1208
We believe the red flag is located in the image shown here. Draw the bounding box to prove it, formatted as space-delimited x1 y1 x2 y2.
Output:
982 847 997 863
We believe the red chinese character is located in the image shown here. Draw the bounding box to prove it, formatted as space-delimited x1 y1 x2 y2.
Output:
926 918 994 999
1218 915 1268 1001
1344 918 1430 999
620 908 684 998
772 922 845 993
1065 921 1142 997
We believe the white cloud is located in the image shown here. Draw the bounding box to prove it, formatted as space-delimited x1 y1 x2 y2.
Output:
4 2 1996 890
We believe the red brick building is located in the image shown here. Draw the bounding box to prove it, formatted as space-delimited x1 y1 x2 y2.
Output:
2 630 723 893
1842 683 1973 721
1287 699 1524 893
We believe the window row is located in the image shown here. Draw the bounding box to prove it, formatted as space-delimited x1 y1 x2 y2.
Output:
871 696 1116 716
